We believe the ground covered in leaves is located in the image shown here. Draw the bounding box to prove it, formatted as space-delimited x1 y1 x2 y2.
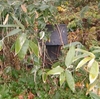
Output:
0 66 91 99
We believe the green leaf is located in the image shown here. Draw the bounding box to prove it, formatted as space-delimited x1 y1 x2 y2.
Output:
47 66 64 75
63 42 83 49
18 39 29 60
65 46 75 68
89 92 100 99
73 53 89 62
15 33 26 55
5 29 21 38
0 24 17 27
39 4 49 11
12 14 25 31
42 72 47 83
65 69 75 92
29 40 39 57
76 48 95 58
76 57 92 70
52 61 60 68
60 72 65 86
89 61 99 84
80 6 89 18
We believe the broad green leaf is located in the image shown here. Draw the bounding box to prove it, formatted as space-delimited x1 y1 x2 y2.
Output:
47 66 64 75
65 69 75 92
5 29 21 37
15 33 26 55
0 24 17 27
0 40 3 51
18 39 29 59
89 92 100 99
89 61 99 84
65 46 75 68
29 40 39 57
12 15 25 31
60 72 65 86
42 72 47 83
76 57 92 70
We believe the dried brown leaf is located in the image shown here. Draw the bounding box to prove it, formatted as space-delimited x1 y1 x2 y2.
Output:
3 14 9 25
28 92 34 99
18 95 24 99
21 4 27 13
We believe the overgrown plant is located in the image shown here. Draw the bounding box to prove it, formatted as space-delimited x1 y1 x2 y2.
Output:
0 0 100 98
0 0 62 68
46 42 100 97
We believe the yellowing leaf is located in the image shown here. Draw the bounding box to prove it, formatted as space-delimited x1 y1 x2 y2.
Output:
89 27 96 33
86 80 98 95
76 57 92 70
73 53 88 62
47 66 64 75
57 6 66 12
87 58 95 69
89 61 99 84
75 48 95 58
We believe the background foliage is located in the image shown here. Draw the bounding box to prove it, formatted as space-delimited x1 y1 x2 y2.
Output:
0 0 100 98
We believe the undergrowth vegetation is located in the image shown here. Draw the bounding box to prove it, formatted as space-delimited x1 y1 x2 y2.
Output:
0 0 100 98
